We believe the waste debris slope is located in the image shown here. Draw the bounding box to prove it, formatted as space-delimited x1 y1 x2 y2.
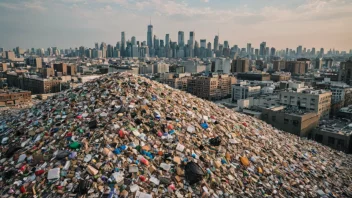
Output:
0 72 351 198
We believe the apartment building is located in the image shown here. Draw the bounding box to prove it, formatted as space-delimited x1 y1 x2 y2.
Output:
231 82 261 101
187 74 236 101
279 89 332 119
6 72 62 94
261 106 319 137
311 119 352 154
0 89 31 106
237 72 271 81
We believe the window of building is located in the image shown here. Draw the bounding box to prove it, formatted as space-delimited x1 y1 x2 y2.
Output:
284 119 289 124
272 116 276 121
337 139 344 149
292 120 299 126
328 137 335 146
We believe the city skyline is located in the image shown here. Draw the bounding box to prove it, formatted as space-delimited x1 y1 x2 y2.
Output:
0 0 351 50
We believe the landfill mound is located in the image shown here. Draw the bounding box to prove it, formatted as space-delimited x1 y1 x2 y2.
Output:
0 72 351 198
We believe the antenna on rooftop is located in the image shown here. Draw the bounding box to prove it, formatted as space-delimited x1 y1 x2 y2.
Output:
150 16 151 25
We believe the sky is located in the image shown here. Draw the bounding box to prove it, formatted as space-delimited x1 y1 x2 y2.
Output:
0 0 351 51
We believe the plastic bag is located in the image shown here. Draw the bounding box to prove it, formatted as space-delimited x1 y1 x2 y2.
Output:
5 146 21 158
56 150 71 160
74 180 92 195
185 162 204 185
209 137 221 146
89 120 97 129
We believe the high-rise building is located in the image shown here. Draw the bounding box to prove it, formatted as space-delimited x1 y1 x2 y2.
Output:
187 74 236 101
131 36 136 46
95 43 99 50
214 35 219 51
189 31 195 57
5 51 15 60
255 49 259 56
147 23 153 50
265 47 270 56
224 41 229 49
231 58 249 73
270 47 276 56
79 46 85 58
320 48 324 56
189 32 195 47
312 48 316 55
200 39 206 48
247 43 252 55
178 31 184 47
165 34 170 48
121 32 126 56
259 42 266 56
100 42 107 50
116 42 120 50
154 35 159 50
207 42 212 57
297 46 303 56
107 45 114 58
194 41 200 57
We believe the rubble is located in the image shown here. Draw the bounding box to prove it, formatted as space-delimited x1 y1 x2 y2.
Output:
0 72 351 197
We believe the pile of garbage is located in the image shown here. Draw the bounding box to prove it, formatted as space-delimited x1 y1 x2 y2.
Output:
0 72 351 197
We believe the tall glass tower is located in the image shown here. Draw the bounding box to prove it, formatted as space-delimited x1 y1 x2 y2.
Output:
147 22 153 50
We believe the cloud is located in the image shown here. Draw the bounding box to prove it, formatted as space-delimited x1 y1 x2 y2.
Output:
0 2 22 10
102 5 112 10
23 1 47 11
0 0 46 11
61 0 86 3
200 0 209 3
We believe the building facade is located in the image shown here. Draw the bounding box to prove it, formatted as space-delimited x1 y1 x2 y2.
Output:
261 106 319 137
0 89 31 106
279 89 332 119
231 83 261 101
187 74 236 101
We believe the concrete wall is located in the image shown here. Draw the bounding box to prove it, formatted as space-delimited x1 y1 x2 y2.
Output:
312 129 352 154
261 108 319 137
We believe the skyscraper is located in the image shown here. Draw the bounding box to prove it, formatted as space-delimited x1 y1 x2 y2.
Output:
207 42 212 57
312 48 316 55
200 39 207 58
189 31 195 47
95 43 99 50
189 31 195 57
247 43 252 55
270 47 276 56
147 23 153 50
131 36 136 46
297 46 302 56
259 42 266 56
200 39 206 48
214 35 219 51
121 32 126 56
320 48 324 56
178 31 184 47
224 41 229 49
154 35 159 50
165 34 170 48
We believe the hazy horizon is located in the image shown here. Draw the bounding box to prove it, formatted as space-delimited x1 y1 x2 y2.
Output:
0 0 351 51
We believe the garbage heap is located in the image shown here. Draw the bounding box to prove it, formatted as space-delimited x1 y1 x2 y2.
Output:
0 72 351 198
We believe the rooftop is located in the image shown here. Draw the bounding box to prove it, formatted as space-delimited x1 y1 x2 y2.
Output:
284 88 330 95
273 106 317 116
318 119 352 136
340 105 352 113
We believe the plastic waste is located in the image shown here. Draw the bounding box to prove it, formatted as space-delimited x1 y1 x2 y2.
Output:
185 161 204 185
